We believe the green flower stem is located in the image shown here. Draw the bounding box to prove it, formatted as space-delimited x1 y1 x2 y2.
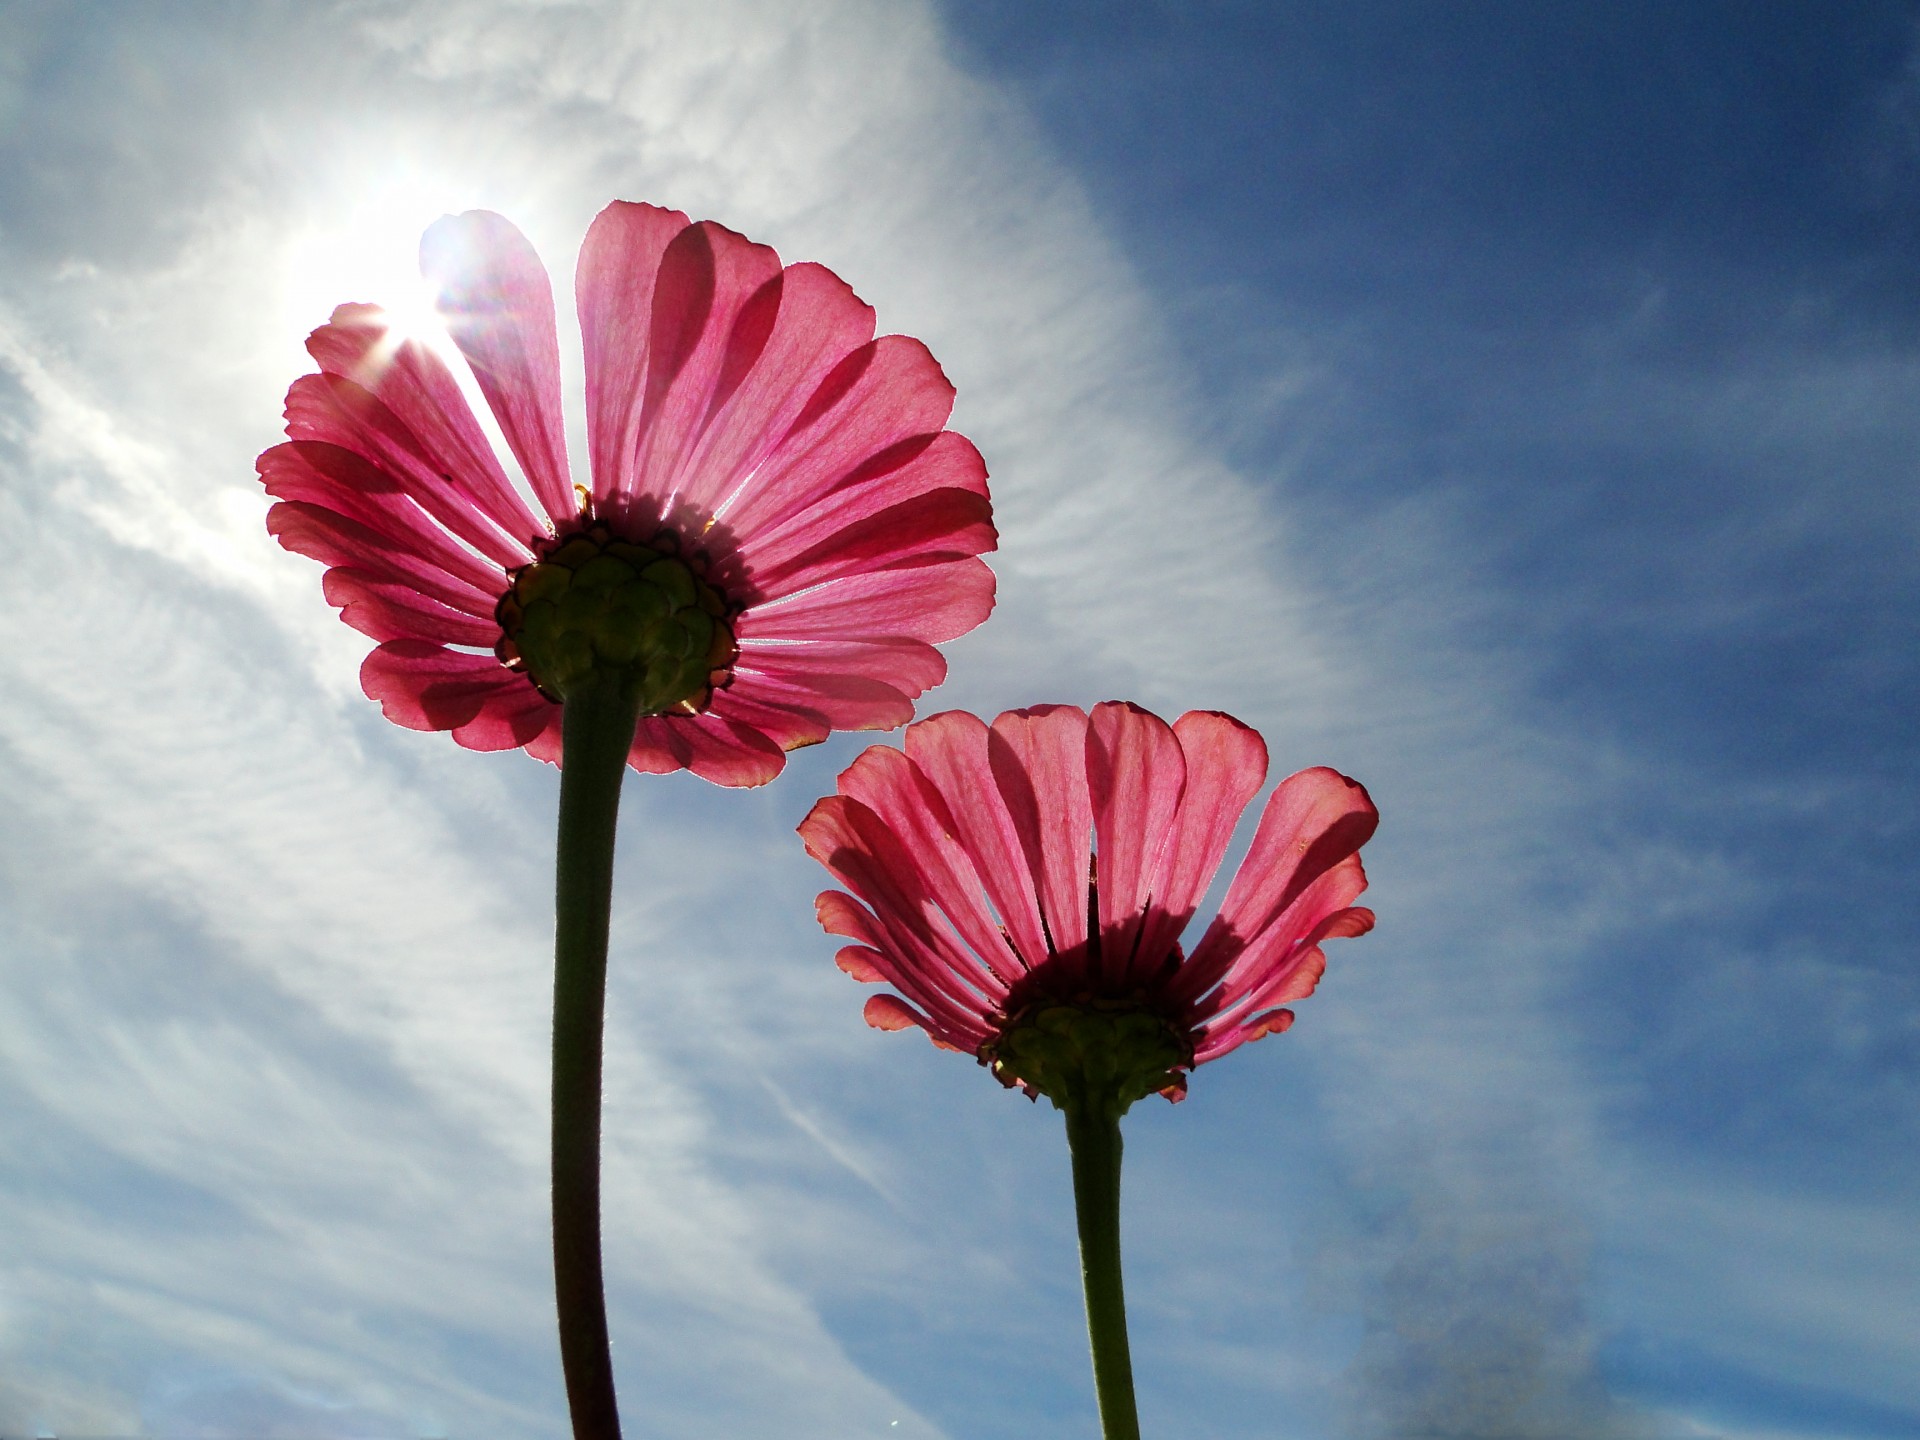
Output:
1064 1103 1142 1440
552 670 644 1440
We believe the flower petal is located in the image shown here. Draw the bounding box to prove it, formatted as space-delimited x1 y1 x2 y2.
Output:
798 795 1008 1017
1177 822 1374 1018
903 711 1050 970
835 744 1020 987
741 558 996 646
321 568 501 647
284 373 532 568
304 304 541 541
575 200 692 507
259 441 506 602
673 260 879 520
863 992 974 1052
1192 900 1376 1063
622 220 783 524
864 993 925 1032
360 640 539 734
988 705 1093 968
420 211 575 524
630 710 789 787
703 684 834 753
1181 766 1377 995
451 682 560 753
751 490 996 596
1130 710 1270 977
721 335 960 542
732 430 989 589
836 945 889 983
730 663 915 733
1087 701 1187 987
806 890 999 1055
737 637 948 700
265 498 499 617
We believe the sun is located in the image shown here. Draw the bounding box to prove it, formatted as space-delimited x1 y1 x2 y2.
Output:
277 171 476 383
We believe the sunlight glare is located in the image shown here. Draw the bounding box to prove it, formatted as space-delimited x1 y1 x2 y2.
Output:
278 171 473 383
271 160 549 505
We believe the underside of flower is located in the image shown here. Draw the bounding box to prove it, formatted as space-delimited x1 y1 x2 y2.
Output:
802 702 1378 1089
495 520 738 711
984 1000 1194 1119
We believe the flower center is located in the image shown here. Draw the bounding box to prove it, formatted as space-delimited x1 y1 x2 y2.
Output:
494 521 739 711
984 1001 1194 1119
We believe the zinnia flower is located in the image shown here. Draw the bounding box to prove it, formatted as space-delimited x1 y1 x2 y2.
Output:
799 700 1377 1110
258 201 996 786
799 700 1375 1440
258 201 997 1440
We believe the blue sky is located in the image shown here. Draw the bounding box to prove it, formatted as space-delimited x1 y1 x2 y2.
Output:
0 2 1915 1438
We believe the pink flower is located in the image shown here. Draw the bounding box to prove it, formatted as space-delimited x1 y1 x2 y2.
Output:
799 702 1376 1107
259 202 996 786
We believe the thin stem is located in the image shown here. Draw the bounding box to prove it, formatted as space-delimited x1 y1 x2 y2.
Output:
552 671 643 1440
1064 1104 1142 1440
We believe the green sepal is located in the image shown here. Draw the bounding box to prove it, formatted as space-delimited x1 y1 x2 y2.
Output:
986 1003 1192 1121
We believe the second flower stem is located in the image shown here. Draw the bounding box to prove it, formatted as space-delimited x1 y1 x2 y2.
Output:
1064 1103 1142 1440
552 672 644 1440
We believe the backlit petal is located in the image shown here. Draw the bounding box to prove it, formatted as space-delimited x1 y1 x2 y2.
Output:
421 212 575 523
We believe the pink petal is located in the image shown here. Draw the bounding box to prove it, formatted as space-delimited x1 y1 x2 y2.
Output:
630 711 789 788
525 712 566 765
902 711 1051 970
1130 711 1270 977
1191 903 1375 1063
1183 767 1377 989
451 684 559 753
720 335 959 540
624 722 684 777
864 994 924 1031
836 744 1020 986
750 490 996 595
988 706 1094 968
621 221 783 525
814 887 886 944
304 305 541 540
863 992 980 1051
814 893 993 1045
677 714 787 787
321 568 501 647
798 796 1008 1017
671 260 879 519
808 888 993 1047
420 212 575 524
735 636 950 696
729 663 914 733
836 945 888 983
1178 849 1373 1016
807 897 988 1050
284 373 533 568
740 559 996 646
575 200 691 508
731 429 988 584
259 442 508 601
360 640 535 733
1087 702 1187 986
701 685 833 753
266 500 500 617
1193 1008 1297 1064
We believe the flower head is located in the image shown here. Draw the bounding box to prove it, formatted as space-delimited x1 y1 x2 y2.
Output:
799 701 1377 1116
259 202 996 786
